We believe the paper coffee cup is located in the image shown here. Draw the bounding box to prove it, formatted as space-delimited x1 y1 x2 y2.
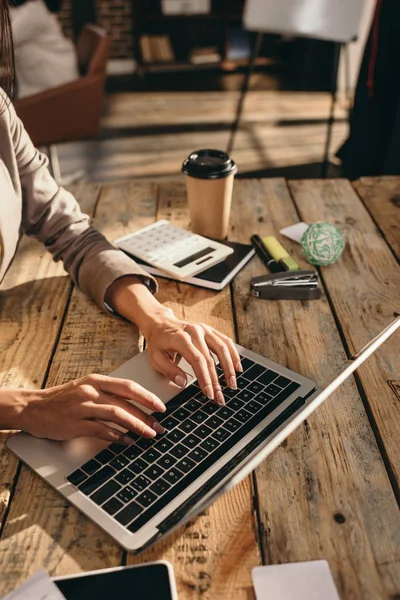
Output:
182 149 237 239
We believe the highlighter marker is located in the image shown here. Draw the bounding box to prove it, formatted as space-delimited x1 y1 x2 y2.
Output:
250 234 284 273
262 236 300 271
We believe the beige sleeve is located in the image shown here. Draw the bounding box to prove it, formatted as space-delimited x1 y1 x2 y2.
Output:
7 98 157 312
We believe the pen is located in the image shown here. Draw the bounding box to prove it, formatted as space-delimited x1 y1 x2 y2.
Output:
262 236 300 271
251 234 284 273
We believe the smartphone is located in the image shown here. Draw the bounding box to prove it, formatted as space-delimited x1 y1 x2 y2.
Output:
53 561 178 600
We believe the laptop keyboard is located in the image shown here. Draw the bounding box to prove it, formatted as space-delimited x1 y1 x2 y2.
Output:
66 357 300 534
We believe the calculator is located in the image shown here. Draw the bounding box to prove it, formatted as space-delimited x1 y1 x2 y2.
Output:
115 220 234 280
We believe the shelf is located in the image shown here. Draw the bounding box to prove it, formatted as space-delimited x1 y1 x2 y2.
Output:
138 56 278 74
137 12 242 22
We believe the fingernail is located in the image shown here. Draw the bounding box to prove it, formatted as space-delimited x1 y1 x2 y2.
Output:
152 420 165 435
236 362 243 372
205 385 214 400
230 376 237 390
216 391 225 406
174 374 187 388
123 436 133 446
154 398 167 413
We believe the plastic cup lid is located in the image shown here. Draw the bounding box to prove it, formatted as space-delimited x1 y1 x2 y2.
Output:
182 149 237 180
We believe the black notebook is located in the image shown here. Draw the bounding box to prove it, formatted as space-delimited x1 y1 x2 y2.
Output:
122 240 255 291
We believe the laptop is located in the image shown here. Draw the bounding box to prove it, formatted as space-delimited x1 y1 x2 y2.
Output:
7 317 400 553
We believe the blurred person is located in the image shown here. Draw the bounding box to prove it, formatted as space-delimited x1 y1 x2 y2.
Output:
10 0 79 98
0 0 241 445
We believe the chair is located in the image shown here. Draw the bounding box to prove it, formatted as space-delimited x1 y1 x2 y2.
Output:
227 0 367 177
14 24 110 183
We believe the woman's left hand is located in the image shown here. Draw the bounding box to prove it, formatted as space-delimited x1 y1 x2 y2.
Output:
142 308 242 406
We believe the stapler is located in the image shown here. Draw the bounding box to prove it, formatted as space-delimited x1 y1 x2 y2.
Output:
250 270 321 300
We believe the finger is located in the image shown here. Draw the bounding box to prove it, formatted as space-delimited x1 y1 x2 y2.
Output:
85 401 165 438
204 330 238 391
187 328 224 406
174 334 215 400
84 374 166 413
151 349 189 389
210 329 242 373
78 421 133 446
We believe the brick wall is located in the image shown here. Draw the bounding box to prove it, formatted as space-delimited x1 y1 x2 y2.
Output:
57 0 134 60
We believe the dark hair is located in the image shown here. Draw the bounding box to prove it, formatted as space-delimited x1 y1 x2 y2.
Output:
0 0 16 103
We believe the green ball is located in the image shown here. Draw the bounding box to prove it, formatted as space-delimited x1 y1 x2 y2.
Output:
301 222 345 266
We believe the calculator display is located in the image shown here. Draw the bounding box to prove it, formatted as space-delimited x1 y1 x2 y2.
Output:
174 247 215 268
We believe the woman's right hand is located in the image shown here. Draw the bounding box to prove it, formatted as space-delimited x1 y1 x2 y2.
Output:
0 374 166 445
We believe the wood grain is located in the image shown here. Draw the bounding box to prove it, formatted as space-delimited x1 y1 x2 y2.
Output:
126 182 260 600
0 181 153 595
353 176 400 260
0 183 100 553
231 179 400 599
290 179 400 488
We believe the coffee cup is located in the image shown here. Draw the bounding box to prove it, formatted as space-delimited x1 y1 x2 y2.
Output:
182 149 237 239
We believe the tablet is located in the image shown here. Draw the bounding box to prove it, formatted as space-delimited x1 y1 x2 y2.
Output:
54 562 178 600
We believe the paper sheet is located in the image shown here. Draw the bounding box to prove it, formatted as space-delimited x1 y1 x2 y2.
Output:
2 570 67 600
252 560 340 600
280 222 309 244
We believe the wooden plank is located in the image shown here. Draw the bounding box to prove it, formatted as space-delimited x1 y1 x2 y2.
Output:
0 181 156 596
231 179 400 599
0 183 100 540
289 179 400 488
353 176 400 261
126 182 260 600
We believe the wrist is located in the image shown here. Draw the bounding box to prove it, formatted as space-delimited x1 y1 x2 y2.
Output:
0 389 38 431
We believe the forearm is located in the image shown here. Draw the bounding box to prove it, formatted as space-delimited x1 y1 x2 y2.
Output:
0 389 36 431
105 276 171 337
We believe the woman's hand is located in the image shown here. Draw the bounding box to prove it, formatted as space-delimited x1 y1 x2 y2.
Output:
0 375 166 443
142 309 242 406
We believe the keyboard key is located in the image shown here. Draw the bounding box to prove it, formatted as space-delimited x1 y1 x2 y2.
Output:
248 382 263 395
200 438 219 453
255 391 273 404
115 501 143 526
136 490 157 508
195 424 213 438
168 429 186 444
116 485 137 504
150 478 171 496
258 370 278 386
142 448 162 464
235 409 253 423
237 377 250 390
188 447 207 463
246 400 263 414
185 399 201 412
226 397 245 411
102 497 124 516
223 418 242 433
176 457 196 474
244 363 266 380
158 454 177 470
216 406 234 420
164 468 184 485
223 387 238 399
155 438 174 453
180 420 197 434
163 416 179 430
211 429 230 443
181 433 201 449
174 407 191 421
67 469 87 487
129 458 148 474
115 468 135 485
190 410 208 425
237 389 252 402
95 449 114 465
265 383 282 396
90 479 121 506
201 402 219 415
274 375 292 388
122 445 141 461
78 466 115 496
144 464 165 481
136 437 156 451
110 455 130 471
240 357 254 373
206 415 224 430
131 475 151 492
170 444 189 459
109 442 125 455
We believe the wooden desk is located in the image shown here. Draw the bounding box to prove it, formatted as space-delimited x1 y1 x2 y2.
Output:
0 177 399 600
